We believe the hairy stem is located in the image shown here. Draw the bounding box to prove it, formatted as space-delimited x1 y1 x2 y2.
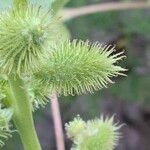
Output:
63 1 150 20
7 75 41 150
50 92 65 150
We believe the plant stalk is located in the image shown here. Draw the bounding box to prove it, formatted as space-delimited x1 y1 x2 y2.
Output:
50 92 65 150
63 1 150 20
7 75 42 150
6 1 41 150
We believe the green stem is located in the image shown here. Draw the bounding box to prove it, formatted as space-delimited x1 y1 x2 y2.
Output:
7 75 41 150
8 1 41 150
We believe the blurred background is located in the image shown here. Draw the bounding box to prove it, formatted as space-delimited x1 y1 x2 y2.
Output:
2 0 150 150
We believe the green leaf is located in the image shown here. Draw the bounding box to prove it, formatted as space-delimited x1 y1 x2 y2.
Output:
0 107 13 147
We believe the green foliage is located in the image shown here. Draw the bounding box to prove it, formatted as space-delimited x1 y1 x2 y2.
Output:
66 0 119 39
0 106 13 147
34 40 125 96
121 10 150 39
110 73 150 102
65 116 121 150
66 12 119 39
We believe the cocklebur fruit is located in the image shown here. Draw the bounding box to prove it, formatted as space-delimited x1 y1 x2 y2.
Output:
0 6 57 75
66 116 122 150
